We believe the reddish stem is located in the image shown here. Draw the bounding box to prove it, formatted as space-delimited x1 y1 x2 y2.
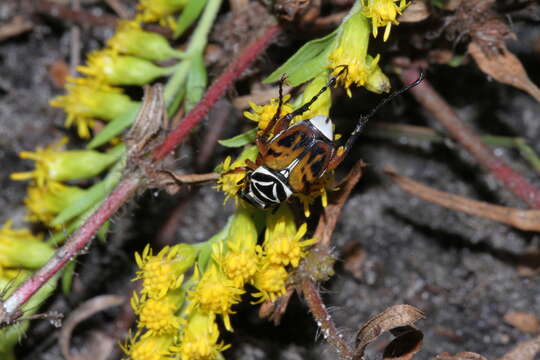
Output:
153 24 282 160
302 278 353 359
401 67 540 209
3 176 140 316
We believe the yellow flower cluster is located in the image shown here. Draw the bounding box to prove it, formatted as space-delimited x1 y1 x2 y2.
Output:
127 205 316 360
51 0 186 139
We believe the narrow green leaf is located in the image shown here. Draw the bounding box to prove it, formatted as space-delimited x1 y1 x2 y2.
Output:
51 155 126 226
174 0 208 38
62 261 76 294
264 29 338 86
218 128 257 148
87 103 140 149
185 52 207 113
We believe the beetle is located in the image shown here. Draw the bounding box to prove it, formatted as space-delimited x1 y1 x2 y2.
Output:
240 67 424 209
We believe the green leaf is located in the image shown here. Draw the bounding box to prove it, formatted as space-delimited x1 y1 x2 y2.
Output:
62 261 76 294
51 155 126 226
87 103 140 149
174 0 208 38
218 128 257 148
185 52 207 113
264 29 338 86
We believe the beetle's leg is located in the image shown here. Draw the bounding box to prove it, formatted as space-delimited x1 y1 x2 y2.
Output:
278 66 348 125
327 71 425 171
260 74 288 140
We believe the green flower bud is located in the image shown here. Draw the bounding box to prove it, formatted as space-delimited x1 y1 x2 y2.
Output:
108 21 183 61
78 50 175 86
0 222 54 269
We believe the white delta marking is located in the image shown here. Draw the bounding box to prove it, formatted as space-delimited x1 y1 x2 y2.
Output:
309 115 333 141
253 166 293 199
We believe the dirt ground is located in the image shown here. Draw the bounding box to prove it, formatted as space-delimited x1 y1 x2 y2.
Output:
1 1 539 359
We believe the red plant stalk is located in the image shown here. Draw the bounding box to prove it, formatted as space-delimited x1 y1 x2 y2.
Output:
154 24 283 160
401 67 540 209
2 176 140 317
1 23 282 322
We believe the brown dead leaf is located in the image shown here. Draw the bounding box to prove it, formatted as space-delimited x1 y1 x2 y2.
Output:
437 352 488 360
48 60 70 88
469 41 540 102
504 311 540 334
383 327 423 360
353 305 425 360
497 335 540 360
59 295 125 360
399 0 430 23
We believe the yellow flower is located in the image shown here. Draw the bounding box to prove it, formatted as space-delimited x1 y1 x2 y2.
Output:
217 208 259 286
328 9 390 96
134 244 196 299
108 20 183 61
50 78 138 138
136 0 188 30
10 138 123 186
122 333 174 360
215 146 259 203
78 49 175 86
24 181 86 227
261 205 316 268
0 221 53 269
172 312 230 360
251 264 288 303
131 292 184 336
188 264 244 331
243 95 295 132
362 0 409 41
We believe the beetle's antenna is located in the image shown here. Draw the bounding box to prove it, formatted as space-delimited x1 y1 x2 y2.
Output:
342 70 425 154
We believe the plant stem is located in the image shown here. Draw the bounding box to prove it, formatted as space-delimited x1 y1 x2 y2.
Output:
154 23 282 160
400 67 540 209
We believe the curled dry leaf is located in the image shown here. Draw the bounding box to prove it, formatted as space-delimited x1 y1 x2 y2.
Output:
59 295 125 360
468 42 540 102
398 0 430 23
497 335 540 360
353 304 425 360
437 352 488 360
386 169 540 232
504 311 540 334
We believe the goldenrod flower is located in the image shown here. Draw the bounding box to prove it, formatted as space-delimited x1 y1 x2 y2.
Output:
262 206 316 268
362 0 409 41
78 49 175 86
131 292 184 336
108 20 183 61
217 209 259 286
172 312 230 360
50 78 138 138
215 146 259 203
134 244 196 299
328 9 389 96
137 0 188 30
0 221 53 269
10 138 123 186
122 333 174 360
251 264 288 303
188 264 244 331
24 181 86 227
243 95 294 132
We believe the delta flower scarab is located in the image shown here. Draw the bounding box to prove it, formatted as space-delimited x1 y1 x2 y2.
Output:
239 67 424 209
